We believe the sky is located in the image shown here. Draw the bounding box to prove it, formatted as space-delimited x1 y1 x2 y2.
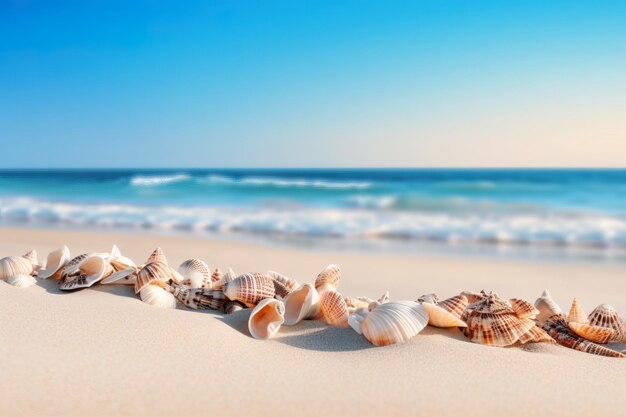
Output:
0 0 625 168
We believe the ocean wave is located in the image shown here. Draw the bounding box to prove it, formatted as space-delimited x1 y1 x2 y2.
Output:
130 174 192 186
202 175 373 190
1 198 626 249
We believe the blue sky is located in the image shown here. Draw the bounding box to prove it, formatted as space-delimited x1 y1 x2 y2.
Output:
1 0 625 168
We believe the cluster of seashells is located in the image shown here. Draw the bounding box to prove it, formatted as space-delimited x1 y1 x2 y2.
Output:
1 247 625 357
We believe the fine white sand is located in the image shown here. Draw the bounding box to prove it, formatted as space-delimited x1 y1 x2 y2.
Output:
1 227 625 417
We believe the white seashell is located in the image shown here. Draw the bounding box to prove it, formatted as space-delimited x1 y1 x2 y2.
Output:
348 308 369 335
101 267 138 285
283 283 320 325
534 289 562 325
359 301 429 346
0 254 38 281
59 254 115 291
38 246 71 279
139 283 177 308
248 298 285 340
7 274 37 288
178 259 210 288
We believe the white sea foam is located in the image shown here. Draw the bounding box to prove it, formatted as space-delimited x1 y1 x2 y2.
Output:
203 175 372 190
130 174 192 186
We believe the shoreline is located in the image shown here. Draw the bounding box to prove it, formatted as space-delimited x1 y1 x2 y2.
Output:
1 226 625 416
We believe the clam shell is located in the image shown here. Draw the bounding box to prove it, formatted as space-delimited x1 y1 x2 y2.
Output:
7 274 37 288
248 298 285 340
359 301 429 346
421 295 467 328
0 255 36 281
223 273 275 308
283 283 320 325
134 262 175 294
59 255 114 291
437 294 468 319
319 290 349 327
588 304 626 342
314 264 340 293
139 282 177 309
567 322 615 344
567 298 589 324
146 247 167 265
101 267 138 285
534 289 562 325
509 298 539 319
178 259 210 288
543 315 624 358
167 283 226 310
38 246 71 279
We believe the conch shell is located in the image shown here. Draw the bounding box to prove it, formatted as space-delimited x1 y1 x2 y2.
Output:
0 251 40 281
38 246 70 279
565 299 615 344
146 247 167 264
534 289 562 325
567 298 589 324
248 298 285 340
418 294 468 328
283 283 320 325
7 274 37 288
223 273 275 308
542 315 624 358
351 301 429 346
59 254 114 291
588 304 626 342
165 283 226 310
178 259 211 288
139 282 177 309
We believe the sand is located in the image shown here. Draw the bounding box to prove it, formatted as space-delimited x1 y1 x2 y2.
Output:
1 226 625 417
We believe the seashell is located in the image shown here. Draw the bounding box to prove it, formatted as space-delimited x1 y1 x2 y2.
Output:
283 283 320 325
567 322 615 344
22 250 39 266
224 300 247 314
223 273 275 308
518 324 555 344
38 246 71 279
346 292 390 313
460 291 484 304
534 289 562 325
542 315 624 358
420 295 467 328
7 274 37 288
0 254 38 281
567 298 589 324
59 253 90 283
166 283 226 310
267 270 299 298
101 267 138 285
348 308 369 335
588 304 626 342
139 282 177 309
319 290 349 327
463 291 546 346
211 267 236 290
438 294 468 319
146 247 167 265
59 255 114 291
178 259 211 288
211 268 222 283
107 245 136 272
509 298 539 319
357 301 429 346
417 293 439 304
314 264 341 294
134 261 176 294
248 298 285 340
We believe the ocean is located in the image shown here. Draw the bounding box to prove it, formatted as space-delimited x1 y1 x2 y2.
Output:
1 168 625 259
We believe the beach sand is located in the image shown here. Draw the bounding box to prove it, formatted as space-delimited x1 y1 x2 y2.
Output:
1 226 625 417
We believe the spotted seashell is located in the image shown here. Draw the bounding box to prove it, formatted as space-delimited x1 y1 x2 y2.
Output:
567 322 615 344
319 290 349 327
534 289 562 325
178 259 210 288
283 283 320 325
134 261 175 294
223 273 275 308
588 304 626 342
567 298 589 324
224 300 247 314
314 264 340 293
59 255 114 291
59 253 90 283
248 298 285 340
7 274 37 288
38 246 71 279
353 301 429 347
146 247 167 265
542 315 624 358
139 282 177 309
167 283 226 310
0 254 37 281
420 294 467 328
509 298 539 319
267 270 299 298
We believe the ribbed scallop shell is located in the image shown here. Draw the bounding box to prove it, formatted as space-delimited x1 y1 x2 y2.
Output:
139 282 177 309
7 274 37 288
0 255 36 280
178 259 211 288
567 322 615 344
59 255 114 291
267 270 299 298
438 295 468 319
509 298 539 319
314 264 341 292
146 247 167 265
421 294 467 328
588 304 626 342
223 273 275 308
167 283 226 310
460 291 484 304
359 301 429 346
38 246 71 279
283 283 320 325
567 298 589 324
518 324 555 344
134 261 174 294
534 289 562 325
248 298 285 340
319 290 349 327
542 315 624 358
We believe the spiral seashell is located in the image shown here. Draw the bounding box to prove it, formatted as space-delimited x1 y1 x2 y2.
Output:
508 298 539 319
534 289 562 325
7 274 37 288
139 282 177 309
146 247 167 265
223 273 275 308
224 300 247 314
314 264 341 294
134 261 176 294
0 254 38 281
283 283 320 325
38 246 71 279
356 301 429 346
588 304 626 342
248 298 285 340
178 259 211 288
567 298 589 324
319 290 349 327
542 315 624 358
166 283 226 310
567 322 615 344
420 294 467 328
59 254 114 291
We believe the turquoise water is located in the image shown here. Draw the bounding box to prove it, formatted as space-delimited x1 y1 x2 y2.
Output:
0 169 625 253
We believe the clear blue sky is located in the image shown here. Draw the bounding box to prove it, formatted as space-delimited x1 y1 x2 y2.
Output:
1 0 625 168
